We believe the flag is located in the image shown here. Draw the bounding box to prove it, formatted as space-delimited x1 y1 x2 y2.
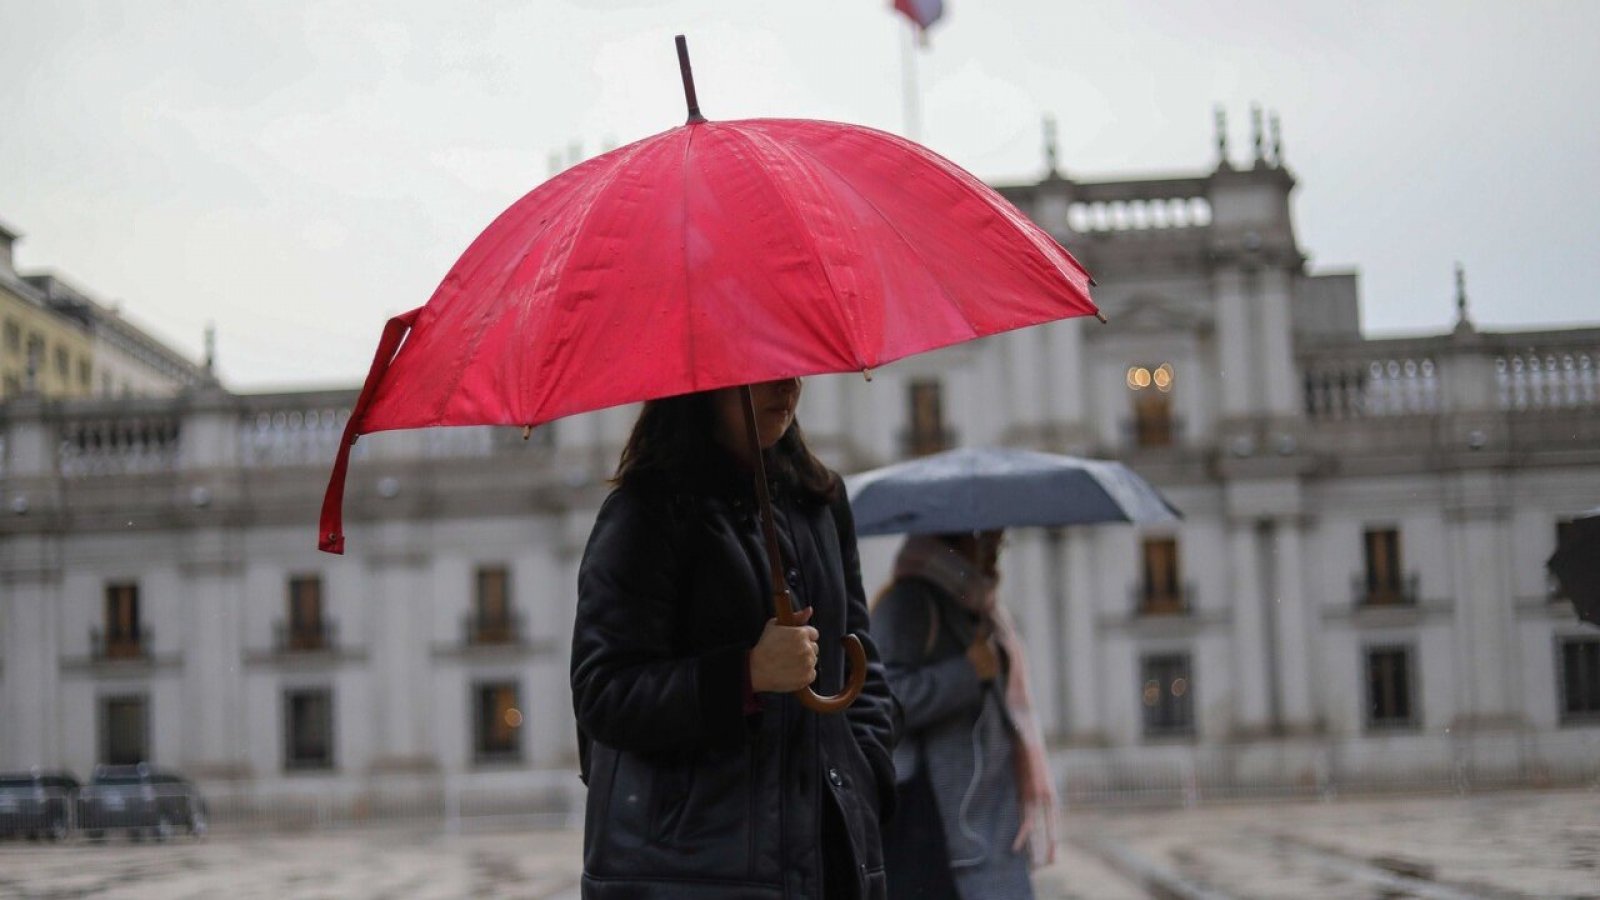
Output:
893 0 944 34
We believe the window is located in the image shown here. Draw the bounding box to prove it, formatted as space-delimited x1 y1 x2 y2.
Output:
25 334 43 375
286 575 326 650
472 566 514 644
1365 646 1417 730
101 695 149 765
54 346 69 379
284 689 334 770
1127 363 1177 448
474 682 524 762
77 358 92 388
1140 654 1194 737
906 380 948 456
103 583 143 658
1132 394 1175 448
1558 637 1600 724
1360 527 1412 605
1138 537 1185 614
2 319 18 352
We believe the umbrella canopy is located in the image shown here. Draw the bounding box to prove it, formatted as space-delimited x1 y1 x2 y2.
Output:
1547 508 1600 628
317 37 1100 715
844 446 1181 536
319 71 1096 553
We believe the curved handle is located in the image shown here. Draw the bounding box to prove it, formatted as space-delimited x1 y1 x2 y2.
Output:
775 589 865 715
796 634 867 714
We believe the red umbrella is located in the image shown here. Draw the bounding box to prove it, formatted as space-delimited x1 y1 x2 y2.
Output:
320 37 1099 711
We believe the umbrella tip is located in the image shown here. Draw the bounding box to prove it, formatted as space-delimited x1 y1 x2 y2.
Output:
1094 311 1108 324
862 367 874 382
675 35 707 125
522 425 533 441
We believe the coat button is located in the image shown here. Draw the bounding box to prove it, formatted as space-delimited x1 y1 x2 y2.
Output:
827 767 843 787
786 567 800 587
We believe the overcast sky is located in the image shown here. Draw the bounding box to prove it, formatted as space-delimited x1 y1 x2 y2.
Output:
1 1 1596 390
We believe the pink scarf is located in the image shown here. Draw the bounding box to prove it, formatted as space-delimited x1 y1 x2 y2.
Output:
892 535 1059 867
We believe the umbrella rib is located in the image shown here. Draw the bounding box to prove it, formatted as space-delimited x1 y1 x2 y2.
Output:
680 124 701 390
721 124 865 368
435 137 663 426
777 129 985 350
859 127 1092 284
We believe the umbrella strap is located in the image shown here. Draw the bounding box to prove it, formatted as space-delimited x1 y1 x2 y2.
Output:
318 307 422 555
740 386 797 624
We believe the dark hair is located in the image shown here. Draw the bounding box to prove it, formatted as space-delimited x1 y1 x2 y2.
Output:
613 390 837 504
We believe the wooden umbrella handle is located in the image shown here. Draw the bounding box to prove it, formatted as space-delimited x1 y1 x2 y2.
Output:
773 587 867 714
742 386 864 714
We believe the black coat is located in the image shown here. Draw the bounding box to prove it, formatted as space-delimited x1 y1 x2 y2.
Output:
572 463 898 900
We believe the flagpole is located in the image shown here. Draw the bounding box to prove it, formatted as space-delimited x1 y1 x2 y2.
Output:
900 20 922 141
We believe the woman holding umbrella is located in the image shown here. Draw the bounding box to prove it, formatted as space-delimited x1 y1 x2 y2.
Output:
570 377 899 900
873 529 1057 900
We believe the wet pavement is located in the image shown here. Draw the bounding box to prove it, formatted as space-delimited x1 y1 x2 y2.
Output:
0 788 1594 898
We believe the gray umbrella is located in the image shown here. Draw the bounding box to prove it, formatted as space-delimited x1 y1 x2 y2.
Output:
844 446 1181 536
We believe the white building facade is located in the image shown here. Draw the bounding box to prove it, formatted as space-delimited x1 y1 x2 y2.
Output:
2 120 1598 818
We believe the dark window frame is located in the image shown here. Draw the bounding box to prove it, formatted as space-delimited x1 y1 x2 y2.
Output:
1557 636 1600 724
1132 392 1175 448
283 688 335 771
286 574 326 650
472 566 514 644
906 379 949 457
1138 536 1186 614
100 694 150 766
104 582 143 658
1364 644 1419 731
473 681 524 763
1360 526 1413 606
1140 653 1195 739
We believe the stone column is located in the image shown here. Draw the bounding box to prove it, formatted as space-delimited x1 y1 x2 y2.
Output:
1043 319 1089 448
178 533 247 774
1008 533 1058 735
366 523 436 770
1213 266 1256 417
0 536 63 767
1445 472 1518 728
1 401 63 768
1228 524 1271 733
1255 267 1301 417
1061 528 1103 742
1004 326 1047 440
1269 519 1315 730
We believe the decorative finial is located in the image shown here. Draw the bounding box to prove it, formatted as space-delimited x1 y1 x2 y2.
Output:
1250 104 1265 165
675 35 707 125
1043 115 1060 178
1214 106 1229 166
1454 262 1471 328
204 323 216 374
1269 112 1283 166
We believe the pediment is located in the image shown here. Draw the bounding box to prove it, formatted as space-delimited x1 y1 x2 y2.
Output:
1102 293 1212 334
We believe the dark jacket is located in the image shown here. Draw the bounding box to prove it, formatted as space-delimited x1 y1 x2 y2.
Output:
572 463 898 900
874 577 1033 900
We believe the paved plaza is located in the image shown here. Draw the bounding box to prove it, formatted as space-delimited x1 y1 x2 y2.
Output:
0 789 1595 899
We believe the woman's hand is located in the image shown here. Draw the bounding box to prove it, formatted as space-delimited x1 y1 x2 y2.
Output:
749 607 818 693
966 623 1000 683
